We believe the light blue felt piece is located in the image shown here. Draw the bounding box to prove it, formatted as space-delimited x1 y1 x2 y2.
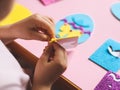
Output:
89 39 120 72
72 15 91 28
111 3 120 20
78 34 90 44
55 14 94 44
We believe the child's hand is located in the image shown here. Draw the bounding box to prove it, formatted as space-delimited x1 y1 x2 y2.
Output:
12 14 55 40
32 42 67 90
0 14 55 44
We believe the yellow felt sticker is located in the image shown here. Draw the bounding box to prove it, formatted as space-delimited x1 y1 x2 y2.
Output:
0 3 32 26
67 30 82 38
50 38 57 43
60 23 71 33
58 23 82 38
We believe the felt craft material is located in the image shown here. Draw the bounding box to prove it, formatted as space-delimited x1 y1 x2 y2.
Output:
0 3 78 50
50 36 78 49
95 71 120 90
40 0 61 5
55 14 94 44
0 3 31 26
89 39 120 72
108 46 120 58
111 2 120 20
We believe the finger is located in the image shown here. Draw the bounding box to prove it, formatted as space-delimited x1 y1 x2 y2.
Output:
46 16 54 24
48 42 67 72
38 22 55 39
40 17 55 38
33 15 55 38
36 27 54 40
27 28 49 41
52 42 67 62
32 31 49 41
40 44 54 63
42 16 55 26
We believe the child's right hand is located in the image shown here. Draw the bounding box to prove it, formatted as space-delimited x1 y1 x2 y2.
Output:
0 14 55 44
32 42 67 90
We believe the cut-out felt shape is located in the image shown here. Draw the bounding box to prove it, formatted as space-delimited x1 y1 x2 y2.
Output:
40 0 61 5
95 71 120 90
50 37 78 49
111 2 120 20
57 23 82 38
57 37 78 49
55 14 94 44
89 39 120 72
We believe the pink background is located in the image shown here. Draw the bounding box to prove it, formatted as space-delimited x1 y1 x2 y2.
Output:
16 0 120 90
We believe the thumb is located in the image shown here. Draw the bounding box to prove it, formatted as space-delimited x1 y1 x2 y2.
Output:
32 31 50 41
52 42 66 59
40 44 54 62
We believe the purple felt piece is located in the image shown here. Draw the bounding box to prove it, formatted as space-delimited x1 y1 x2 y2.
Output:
95 71 120 90
40 0 61 5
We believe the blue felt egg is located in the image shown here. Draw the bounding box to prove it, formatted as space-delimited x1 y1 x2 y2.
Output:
55 14 94 44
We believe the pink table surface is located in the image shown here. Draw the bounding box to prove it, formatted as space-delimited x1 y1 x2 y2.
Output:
16 0 120 90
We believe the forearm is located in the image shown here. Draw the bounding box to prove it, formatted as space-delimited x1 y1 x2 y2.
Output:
0 25 17 44
0 26 9 39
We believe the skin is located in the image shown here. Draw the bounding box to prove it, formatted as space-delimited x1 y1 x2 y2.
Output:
0 0 67 90
32 42 67 90
0 14 55 44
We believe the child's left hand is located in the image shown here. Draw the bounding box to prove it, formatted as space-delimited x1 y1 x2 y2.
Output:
0 14 55 44
32 42 67 90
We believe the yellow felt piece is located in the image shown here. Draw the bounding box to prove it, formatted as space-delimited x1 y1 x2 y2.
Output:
0 3 32 26
58 29 82 38
59 23 83 38
67 30 82 38
49 38 57 43
57 32 68 38
49 38 63 43
60 23 71 33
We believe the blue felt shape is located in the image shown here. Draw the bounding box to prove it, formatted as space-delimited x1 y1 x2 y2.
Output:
111 3 120 20
55 14 94 44
89 39 120 72
73 15 90 27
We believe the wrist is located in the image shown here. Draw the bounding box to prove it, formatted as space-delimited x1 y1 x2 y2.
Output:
0 25 18 44
32 84 51 90
0 25 18 38
8 24 19 39
32 80 52 90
